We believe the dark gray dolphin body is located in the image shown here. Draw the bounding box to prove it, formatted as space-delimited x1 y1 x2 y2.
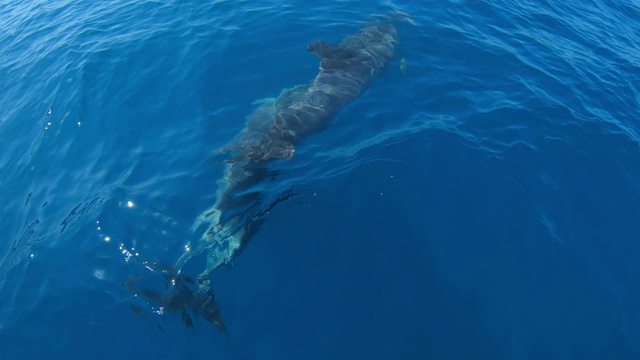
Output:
147 18 403 341
219 19 400 163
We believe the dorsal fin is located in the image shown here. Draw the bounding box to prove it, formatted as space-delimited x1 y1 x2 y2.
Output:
307 40 340 60
307 40 358 69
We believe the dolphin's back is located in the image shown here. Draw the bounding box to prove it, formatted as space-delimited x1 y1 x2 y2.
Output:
220 19 401 163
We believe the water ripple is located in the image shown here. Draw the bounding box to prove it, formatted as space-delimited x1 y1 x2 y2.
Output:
1 0 639 357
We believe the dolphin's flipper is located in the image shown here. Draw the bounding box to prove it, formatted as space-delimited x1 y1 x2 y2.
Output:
276 84 310 108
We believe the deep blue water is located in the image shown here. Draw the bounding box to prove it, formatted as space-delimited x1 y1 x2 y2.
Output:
1 0 639 359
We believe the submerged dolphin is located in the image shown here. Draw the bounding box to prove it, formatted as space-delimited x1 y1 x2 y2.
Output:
131 17 403 341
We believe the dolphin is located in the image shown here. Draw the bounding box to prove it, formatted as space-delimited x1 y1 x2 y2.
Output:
134 17 403 341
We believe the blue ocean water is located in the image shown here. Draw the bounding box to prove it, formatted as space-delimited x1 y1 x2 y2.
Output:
1 0 639 359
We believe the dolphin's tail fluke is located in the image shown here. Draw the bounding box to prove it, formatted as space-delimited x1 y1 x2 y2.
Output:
193 277 229 342
124 261 229 341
